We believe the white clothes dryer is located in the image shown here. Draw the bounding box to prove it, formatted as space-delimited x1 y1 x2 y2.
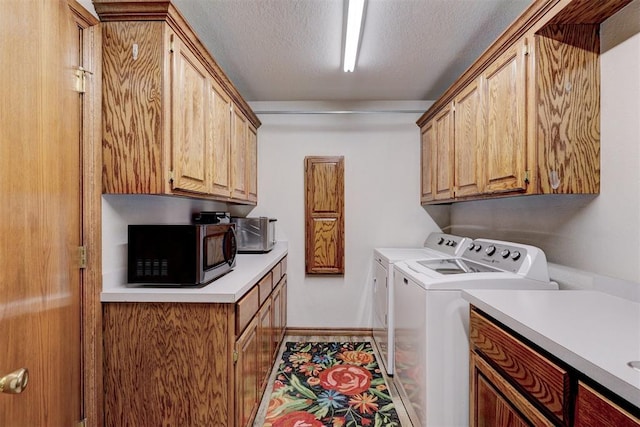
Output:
372 233 470 376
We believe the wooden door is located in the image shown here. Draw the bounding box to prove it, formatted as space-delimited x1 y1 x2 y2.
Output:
574 382 640 427
433 104 454 200
210 80 232 197
172 36 210 194
420 123 435 203
304 156 345 274
231 106 248 200
454 78 485 197
0 0 83 425
483 40 527 194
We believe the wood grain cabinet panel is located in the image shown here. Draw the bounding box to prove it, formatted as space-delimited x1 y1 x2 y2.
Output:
420 123 435 203
416 0 623 204
433 104 455 200
454 78 485 198
469 306 640 427
483 39 527 195
470 309 570 424
209 80 233 197
574 382 640 427
95 1 260 204
103 303 235 426
304 156 345 274
172 36 210 194
235 316 259 427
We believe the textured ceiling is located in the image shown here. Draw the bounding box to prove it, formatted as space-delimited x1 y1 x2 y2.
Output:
172 0 532 102
81 0 532 102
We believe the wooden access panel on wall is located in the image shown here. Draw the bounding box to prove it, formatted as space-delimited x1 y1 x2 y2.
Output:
304 156 345 274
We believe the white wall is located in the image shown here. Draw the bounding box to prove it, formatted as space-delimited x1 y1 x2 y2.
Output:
447 2 640 283
248 101 440 328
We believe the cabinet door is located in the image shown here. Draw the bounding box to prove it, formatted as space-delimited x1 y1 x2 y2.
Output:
483 39 527 194
247 124 258 203
304 156 345 274
171 36 210 194
209 80 232 197
470 352 553 427
574 382 640 427
231 106 248 200
258 298 273 391
420 123 435 203
271 279 283 356
454 78 485 197
433 104 454 200
235 316 259 427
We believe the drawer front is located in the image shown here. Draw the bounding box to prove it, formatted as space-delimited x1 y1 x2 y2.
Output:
236 285 259 335
272 261 282 284
470 309 570 424
258 272 273 306
574 382 640 427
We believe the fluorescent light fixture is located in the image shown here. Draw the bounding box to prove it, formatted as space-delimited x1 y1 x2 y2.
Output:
343 0 365 72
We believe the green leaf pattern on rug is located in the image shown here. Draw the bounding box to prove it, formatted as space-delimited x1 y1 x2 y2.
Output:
264 341 401 427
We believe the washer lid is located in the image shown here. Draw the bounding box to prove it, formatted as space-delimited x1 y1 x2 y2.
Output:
416 258 502 275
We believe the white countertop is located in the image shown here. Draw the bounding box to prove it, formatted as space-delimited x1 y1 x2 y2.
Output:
462 289 640 409
101 241 287 304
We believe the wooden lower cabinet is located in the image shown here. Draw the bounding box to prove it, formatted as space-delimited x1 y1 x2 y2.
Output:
236 316 259 427
574 382 640 427
103 257 287 427
470 307 640 427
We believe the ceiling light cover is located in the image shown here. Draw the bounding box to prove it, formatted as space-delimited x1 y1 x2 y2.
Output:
343 0 365 72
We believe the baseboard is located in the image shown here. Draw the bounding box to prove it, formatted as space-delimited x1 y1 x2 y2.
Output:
284 327 373 337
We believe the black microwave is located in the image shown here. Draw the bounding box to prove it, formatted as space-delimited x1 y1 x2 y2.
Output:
127 224 236 286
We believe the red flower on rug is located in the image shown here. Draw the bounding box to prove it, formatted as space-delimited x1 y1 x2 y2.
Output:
319 365 372 396
264 342 400 427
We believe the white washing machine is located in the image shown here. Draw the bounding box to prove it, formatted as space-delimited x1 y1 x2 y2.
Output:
393 239 559 427
372 233 470 376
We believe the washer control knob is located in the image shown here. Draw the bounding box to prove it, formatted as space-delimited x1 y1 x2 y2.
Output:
485 245 496 256
468 243 475 251
511 251 521 261
501 249 510 258
474 244 482 252
438 237 445 245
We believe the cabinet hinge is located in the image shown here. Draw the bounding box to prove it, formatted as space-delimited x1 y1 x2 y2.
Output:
74 66 93 93
77 418 87 427
169 35 175 53
524 170 530 185
78 246 87 269
169 170 174 184
233 350 238 364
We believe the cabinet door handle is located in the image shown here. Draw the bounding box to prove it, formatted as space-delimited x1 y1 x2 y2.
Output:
403 278 408 284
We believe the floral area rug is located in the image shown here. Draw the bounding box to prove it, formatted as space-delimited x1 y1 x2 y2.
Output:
263 341 401 427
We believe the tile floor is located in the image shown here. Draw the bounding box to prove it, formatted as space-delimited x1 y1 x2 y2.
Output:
253 335 413 426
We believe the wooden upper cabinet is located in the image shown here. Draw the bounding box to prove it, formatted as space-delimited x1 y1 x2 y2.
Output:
305 156 345 275
209 80 232 197
415 0 624 204
433 104 454 200
172 35 210 195
534 25 600 194
483 39 527 194
95 1 260 203
247 124 258 203
454 77 485 198
420 123 435 203
231 106 248 200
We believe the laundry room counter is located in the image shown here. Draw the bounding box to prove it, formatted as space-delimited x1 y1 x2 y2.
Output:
462 289 640 409
101 241 288 303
